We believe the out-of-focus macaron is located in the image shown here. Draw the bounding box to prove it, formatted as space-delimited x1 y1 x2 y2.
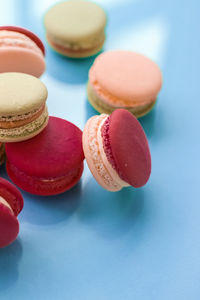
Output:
87 50 162 117
82 109 151 191
0 72 48 143
44 0 106 58
0 177 24 248
5 116 84 196
0 143 5 165
0 26 45 77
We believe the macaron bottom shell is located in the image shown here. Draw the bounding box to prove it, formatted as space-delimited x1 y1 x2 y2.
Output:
6 161 84 196
46 35 105 58
87 82 156 118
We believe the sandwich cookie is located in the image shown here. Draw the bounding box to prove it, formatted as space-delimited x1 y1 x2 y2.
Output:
83 109 151 191
44 0 106 58
0 177 24 248
0 26 45 77
5 116 84 196
88 50 162 117
0 73 48 143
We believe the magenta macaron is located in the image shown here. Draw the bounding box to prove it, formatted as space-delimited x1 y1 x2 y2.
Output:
5 116 84 196
83 109 151 191
0 177 24 248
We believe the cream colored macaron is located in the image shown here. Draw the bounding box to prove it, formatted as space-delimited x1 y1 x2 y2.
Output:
44 0 107 58
0 72 49 142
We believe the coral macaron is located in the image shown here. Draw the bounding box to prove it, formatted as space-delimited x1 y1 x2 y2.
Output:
83 109 151 191
44 0 106 58
0 72 48 143
88 50 162 117
5 116 84 196
0 178 24 248
0 26 45 77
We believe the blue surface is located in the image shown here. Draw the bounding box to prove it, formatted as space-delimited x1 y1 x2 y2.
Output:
0 0 200 299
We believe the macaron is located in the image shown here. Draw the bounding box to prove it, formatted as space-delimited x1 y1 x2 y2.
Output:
0 26 45 77
0 177 24 248
0 72 48 143
82 109 151 191
5 116 84 196
87 50 162 117
0 143 5 165
44 0 106 58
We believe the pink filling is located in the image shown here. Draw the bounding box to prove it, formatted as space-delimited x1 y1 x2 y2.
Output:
101 116 124 181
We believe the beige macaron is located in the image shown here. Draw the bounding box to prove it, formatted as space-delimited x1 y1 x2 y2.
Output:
44 0 107 58
0 72 49 142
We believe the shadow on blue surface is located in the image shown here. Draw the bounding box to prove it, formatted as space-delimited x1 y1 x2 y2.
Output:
0 239 22 292
45 47 102 84
79 178 146 240
21 181 82 226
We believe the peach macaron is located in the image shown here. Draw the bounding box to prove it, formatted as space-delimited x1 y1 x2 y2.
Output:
0 26 45 77
87 50 162 117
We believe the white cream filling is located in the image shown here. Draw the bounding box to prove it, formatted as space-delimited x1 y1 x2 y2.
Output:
0 196 12 212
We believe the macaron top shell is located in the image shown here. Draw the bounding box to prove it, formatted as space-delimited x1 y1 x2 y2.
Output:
0 73 47 116
0 26 45 55
44 0 106 42
5 116 84 178
90 51 162 104
0 178 23 216
102 109 151 187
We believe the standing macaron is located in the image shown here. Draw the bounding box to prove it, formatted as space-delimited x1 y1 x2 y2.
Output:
0 26 45 77
5 116 84 196
0 72 48 143
82 109 151 191
44 0 106 58
0 178 24 248
87 50 162 117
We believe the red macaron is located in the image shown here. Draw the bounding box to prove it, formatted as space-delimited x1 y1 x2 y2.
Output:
5 116 84 196
0 177 24 248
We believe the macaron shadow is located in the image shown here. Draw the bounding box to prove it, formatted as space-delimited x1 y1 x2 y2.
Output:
0 239 23 292
85 98 100 120
46 45 103 85
78 178 146 240
20 181 82 226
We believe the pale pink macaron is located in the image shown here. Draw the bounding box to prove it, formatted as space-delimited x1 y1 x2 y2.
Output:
0 26 45 77
83 109 151 191
87 50 162 117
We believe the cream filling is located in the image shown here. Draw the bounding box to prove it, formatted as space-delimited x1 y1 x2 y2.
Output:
87 115 122 191
97 116 129 188
0 105 44 122
48 31 105 50
0 196 12 212
0 106 48 138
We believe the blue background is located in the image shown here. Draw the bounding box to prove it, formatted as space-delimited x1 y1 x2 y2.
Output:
0 0 200 299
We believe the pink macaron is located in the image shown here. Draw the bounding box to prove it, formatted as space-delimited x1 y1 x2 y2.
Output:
0 26 45 77
87 50 162 117
83 109 151 191
5 116 84 196
0 177 24 248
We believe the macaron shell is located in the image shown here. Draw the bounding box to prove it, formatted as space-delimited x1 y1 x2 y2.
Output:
108 109 151 187
87 81 156 118
0 48 45 78
0 177 23 216
44 0 106 43
0 72 47 116
0 203 19 248
0 26 45 55
5 116 84 178
90 51 162 105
